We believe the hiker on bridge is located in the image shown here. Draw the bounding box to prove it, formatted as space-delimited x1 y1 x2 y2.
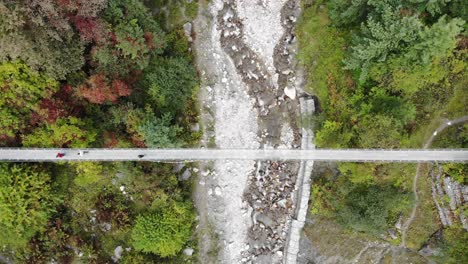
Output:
77 150 89 156
56 152 65 158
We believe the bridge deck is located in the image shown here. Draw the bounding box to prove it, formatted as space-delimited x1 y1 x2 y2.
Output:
0 148 467 162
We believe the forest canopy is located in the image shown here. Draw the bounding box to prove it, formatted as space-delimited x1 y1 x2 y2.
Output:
0 0 199 262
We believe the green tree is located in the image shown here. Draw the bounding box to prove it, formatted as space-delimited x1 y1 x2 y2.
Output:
22 117 96 147
315 120 353 148
0 164 58 250
115 19 147 59
357 114 405 148
448 0 468 22
343 5 422 82
140 57 198 114
339 163 375 184
92 0 165 77
336 184 411 234
137 113 184 148
131 201 194 257
404 16 464 65
366 87 416 124
0 61 58 141
342 3 463 84
0 3 84 80
110 104 184 147
408 0 451 16
328 0 369 27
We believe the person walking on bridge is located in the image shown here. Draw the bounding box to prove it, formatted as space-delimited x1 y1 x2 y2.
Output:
56 152 65 158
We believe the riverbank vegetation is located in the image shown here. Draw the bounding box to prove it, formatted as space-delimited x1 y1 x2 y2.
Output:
0 0 199 262
298 0 467 261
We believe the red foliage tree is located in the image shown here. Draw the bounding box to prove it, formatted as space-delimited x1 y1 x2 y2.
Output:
144 32 156 51
71 16 106 43
78 74 132 104
103 131 119 148
111 79 131 97
31 85 84 125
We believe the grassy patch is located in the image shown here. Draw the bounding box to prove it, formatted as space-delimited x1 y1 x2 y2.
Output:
298 0 467 254
185 1 199 20
296 3 350 105
404 164 440 249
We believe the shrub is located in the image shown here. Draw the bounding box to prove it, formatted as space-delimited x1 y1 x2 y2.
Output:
131 201 194 257
0 164 58 250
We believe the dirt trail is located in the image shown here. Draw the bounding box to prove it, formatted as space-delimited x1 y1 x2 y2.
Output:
400 116 468 247
193 0 306 263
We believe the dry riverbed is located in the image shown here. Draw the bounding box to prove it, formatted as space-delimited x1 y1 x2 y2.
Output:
191 0 309 263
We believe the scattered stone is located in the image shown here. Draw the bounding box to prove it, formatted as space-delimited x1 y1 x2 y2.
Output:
420 244 441 257
282 69 292 75
180 169 192 181
183 248 194 256
111 246 123 262
190 123 200 132
100 222 112 232
277 199 287 208
172 163 185 173
193 167 199 173
395 214 403 230
215 186 222 196
388 229 397 240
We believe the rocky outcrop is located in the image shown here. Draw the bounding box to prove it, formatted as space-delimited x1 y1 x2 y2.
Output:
431 165 468 230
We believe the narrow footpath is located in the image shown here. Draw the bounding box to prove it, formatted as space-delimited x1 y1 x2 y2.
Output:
400 116 468 247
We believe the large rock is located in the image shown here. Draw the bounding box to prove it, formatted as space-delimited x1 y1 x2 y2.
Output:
256 213 275 227
183 22 193 42
111 246 123 262
284 86 296 100
183 248 194 256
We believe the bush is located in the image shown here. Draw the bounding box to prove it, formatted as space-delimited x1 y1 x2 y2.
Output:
0 164 58 250
336 184 412 234
441 227 468 264
73 162 104 187
131 201 194 257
